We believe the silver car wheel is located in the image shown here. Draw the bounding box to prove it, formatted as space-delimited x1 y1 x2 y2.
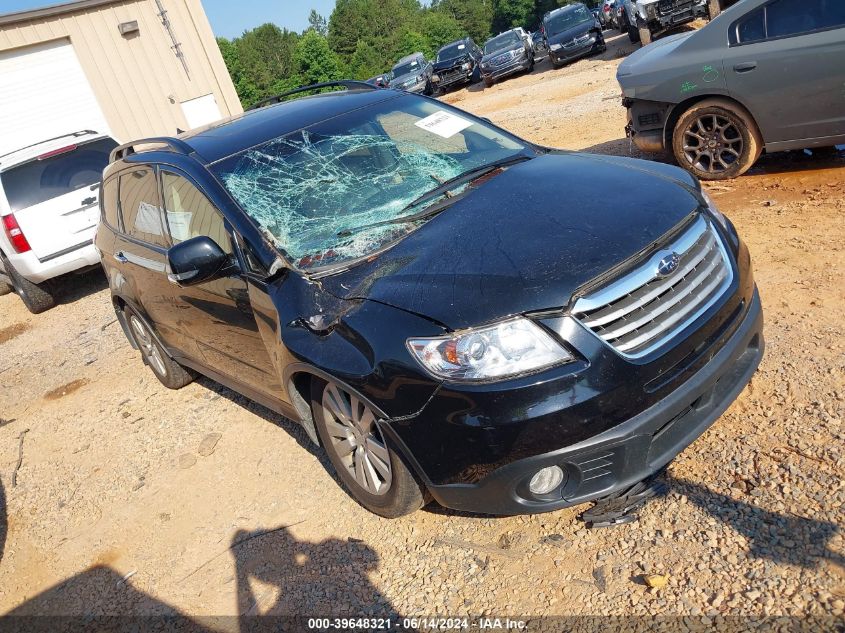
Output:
682 114 744 175
129 315 168 378
322 383 392 496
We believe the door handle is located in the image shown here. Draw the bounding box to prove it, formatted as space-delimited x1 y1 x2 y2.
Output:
733 62 757 73
115 251 128 263
81 196 97 206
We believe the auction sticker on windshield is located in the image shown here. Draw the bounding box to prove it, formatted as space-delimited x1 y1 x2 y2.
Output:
415 110 473 139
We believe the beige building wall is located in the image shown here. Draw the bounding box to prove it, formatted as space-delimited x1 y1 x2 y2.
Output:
0 0 243 143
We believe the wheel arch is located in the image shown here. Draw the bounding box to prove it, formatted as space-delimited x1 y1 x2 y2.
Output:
283 363 392 448
664 94 761 150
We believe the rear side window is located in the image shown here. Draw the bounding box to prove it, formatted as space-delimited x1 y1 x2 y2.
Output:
734 0 845 43
119 168 169 248
101 177 120 229
0 137 118 212
160 172 233 254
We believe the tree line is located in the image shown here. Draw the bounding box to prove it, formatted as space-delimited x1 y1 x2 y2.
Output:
216 0 596 109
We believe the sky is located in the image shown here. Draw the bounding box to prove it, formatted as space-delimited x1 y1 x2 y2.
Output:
1 0 338 39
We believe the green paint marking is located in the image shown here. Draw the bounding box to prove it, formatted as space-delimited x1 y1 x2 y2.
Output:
681 81 698 94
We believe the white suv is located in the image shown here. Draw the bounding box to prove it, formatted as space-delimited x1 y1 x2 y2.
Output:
0 130 118 313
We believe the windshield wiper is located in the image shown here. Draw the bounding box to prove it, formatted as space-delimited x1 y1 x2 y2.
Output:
336 154 532 238
402 153 533 212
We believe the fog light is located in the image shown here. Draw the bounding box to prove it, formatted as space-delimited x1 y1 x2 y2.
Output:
528 465 564 495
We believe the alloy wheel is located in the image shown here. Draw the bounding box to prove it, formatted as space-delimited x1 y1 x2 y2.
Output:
682 114 744 175
129 315 168 377
321 383 392 496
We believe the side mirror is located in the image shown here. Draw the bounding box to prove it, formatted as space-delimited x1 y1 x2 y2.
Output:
167 236 231 286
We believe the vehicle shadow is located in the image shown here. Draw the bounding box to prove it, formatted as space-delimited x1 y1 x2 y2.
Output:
665 475 844 571
51 266 108 307
193 376 327 465
1 526 398 631
230 525 400 628
580 137 845 176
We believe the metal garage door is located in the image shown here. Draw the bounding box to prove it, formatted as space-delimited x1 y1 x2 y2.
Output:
0 39 110 157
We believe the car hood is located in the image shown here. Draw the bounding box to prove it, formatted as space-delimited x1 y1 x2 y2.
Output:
390 71 422 86
482 44 522 62
433 55 470 71
617 31 692 83
547 21 596 46
320 152 703 330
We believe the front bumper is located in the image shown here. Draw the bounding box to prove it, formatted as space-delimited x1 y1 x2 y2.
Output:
395 80 428 94
648 1 709 29
416 290 763 514
549 37 602 65
482 56 530 81
433 67 473 89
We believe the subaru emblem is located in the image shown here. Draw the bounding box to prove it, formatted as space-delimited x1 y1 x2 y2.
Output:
657 252 681 277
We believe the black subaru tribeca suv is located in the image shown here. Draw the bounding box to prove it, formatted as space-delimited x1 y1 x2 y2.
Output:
96 81 763 518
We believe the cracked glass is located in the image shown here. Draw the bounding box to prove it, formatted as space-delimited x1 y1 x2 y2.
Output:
213 95 527 270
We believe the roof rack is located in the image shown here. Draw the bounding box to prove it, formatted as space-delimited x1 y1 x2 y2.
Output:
110 137 194 163
0 129 99 162
248 80 379 111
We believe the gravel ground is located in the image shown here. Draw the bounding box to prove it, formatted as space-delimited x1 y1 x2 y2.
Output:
1 31 843 626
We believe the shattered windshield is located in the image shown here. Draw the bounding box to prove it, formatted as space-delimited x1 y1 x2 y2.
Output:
437 43 467 61
545 6 593 36
484 32 520 54
213 95 528 270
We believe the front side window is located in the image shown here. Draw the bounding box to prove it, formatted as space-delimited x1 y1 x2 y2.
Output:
160 172 232 254
212 95 529 270
0 137 118 212
119 168 168 248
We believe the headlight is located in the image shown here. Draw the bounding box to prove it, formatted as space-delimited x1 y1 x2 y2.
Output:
407 317 573 382
549 43 562 51
461 62 472 70
701 189 729 230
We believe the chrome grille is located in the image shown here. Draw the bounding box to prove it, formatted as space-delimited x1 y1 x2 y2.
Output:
572 215 733 358
658 0 693 16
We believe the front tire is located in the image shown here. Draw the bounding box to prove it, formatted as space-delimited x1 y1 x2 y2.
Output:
311 379 425 518
637 18 653 45
672 99 762 180
125 307 195 389
2 254 55 314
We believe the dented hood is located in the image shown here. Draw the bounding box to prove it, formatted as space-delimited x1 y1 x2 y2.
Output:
320 153 703 330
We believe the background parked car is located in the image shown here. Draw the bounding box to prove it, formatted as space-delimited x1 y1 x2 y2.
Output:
365 72 392 88
545 3 607 68
592 7 609 29
618 0 845 179
603 0 622 30
388 53 433 95
480 29 535 87
0 130 117 313
431 38 483 94
622 0 711 45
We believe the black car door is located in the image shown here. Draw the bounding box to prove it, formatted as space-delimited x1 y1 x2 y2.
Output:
158 168 281 398
112 166 191 356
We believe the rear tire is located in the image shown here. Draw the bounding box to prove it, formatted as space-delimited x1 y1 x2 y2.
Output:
672 99 763 180
311 379 425 518
2 255 55 314
124 306 195 389
637 18 653 45
708 0 722 19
